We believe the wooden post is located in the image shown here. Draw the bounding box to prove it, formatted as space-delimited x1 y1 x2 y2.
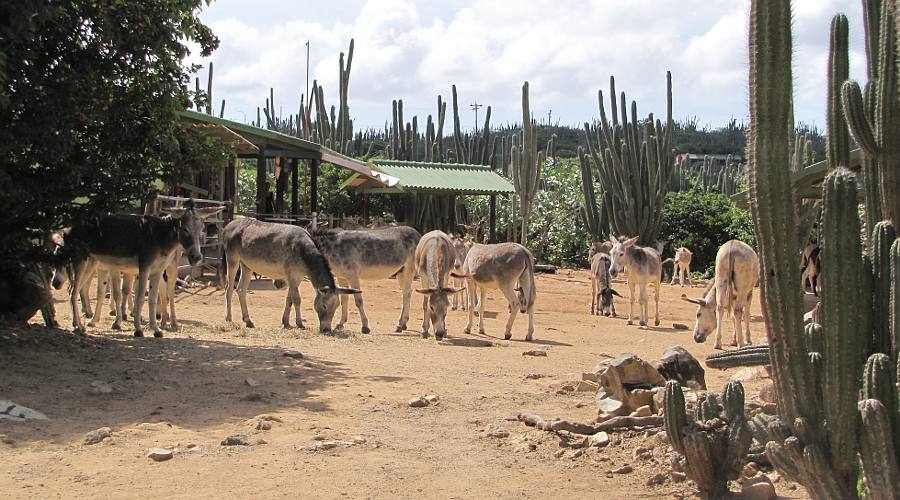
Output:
489 194 497 243
255 149 266 216
363 192 370 225
225 157 236 220
290 158 299 217
309 158 319 216
275 156 288 214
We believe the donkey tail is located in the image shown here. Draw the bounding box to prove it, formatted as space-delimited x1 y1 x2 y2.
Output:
518 252 537 309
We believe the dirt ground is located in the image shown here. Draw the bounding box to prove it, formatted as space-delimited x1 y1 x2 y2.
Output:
1 269 810 499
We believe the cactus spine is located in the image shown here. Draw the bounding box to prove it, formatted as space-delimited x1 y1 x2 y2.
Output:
582 72 674 243
842 0 899 224
663 380 751 499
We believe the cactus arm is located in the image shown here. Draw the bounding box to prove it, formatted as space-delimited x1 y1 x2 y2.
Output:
859 399 900 499
663 381 687 454
842 80 880 157
826 14 850 169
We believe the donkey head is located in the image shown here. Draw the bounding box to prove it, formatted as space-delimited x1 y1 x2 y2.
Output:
167 200 224 266
416 285 465 340
314 285 361 333
598 287 622 317
607 235 638 278
681 293 717 343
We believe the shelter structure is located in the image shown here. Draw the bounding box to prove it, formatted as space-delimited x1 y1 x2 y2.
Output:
341 159 515 240
179 109 390 225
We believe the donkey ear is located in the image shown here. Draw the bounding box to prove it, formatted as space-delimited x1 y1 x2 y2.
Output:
441 287 465 294
624 236 639 247
450 272 473 279
680 293 706 306
415 287 436 294
335 286 361 295
610 288 623 297
608 235 618 246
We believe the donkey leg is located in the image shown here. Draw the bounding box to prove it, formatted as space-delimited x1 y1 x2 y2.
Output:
477 288 487 334
224 254 239 322
291 284 304 329
525 301 535 341
743 291 754 345
336 279 349 330
133 273 148 337
236 264 254 328
732 306 745 347
626 282 635 325
463 278 475 334
349 276 370 334
499 285 519 340
88 269 106 327
397 267 414 332
147 272 163 337
685 265 692 286
282 287 293 328
420 295 430 338
653 281 661 326
70 259 97 334
164 259 178 330
109 271 123 330
638 285 648 327
590 277 597 315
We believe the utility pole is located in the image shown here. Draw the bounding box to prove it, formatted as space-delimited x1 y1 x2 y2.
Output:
305 41 310 106
547 108 552 125
470 99 483 134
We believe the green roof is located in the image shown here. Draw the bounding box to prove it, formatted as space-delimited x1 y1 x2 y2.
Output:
343 160 514 195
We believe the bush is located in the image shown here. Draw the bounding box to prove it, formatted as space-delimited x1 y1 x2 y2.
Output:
658 190 755 276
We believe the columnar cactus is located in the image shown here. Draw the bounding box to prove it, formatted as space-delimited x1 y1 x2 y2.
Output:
872 221 897 354
663 380 752 499
582 72 675 243
510 81 549 246
577 147 609 241
842 0 898 224
449 85 495 165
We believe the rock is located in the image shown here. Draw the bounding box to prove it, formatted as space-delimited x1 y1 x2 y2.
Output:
0 401 48 422
654 346 707 390
761 403 777 415
581 372 600 383
569 449 584 459
282 350 304 359
221 433 251 446
611 464 633 474
670 471 687 482
630 405 652 417
731 366 770 383
424 394 440 404
742 462 760 479
646 472 667 486
668 452 686 472
596 353 666 415
256 438 268 445
525 373 545 380
350 436 367 444
633 446 651 460
244 378 260 387
672 323 689 330
576 380 599 392
256 420 272 431
241 393 265 402
758 382 776 403
408 397 429 408
488 429 509 438
554 449 566 458
741 475 776 499
589 431 610 447
656 431 668 444
147 448 173 461
522 349 547 357
83 427 112 445
89 380 113 395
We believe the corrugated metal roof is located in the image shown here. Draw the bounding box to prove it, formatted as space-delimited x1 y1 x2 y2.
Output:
370 160 515 194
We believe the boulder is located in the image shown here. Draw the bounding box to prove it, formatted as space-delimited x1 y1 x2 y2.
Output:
596 353 666 414
741 475 776 499
0 401 48 422
147 448 173 461
654 346 707 390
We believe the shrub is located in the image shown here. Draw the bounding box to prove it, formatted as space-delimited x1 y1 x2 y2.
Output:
658 190 755 276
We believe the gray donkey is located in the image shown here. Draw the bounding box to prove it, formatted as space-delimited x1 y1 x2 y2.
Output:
223 217 360 332
62 200 221 337
415 230 463 340
310 226 420 334
461 243 537 341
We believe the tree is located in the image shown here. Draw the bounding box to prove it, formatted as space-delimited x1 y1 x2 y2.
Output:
0 0 224 265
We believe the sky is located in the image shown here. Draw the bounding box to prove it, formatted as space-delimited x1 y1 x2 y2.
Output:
187 0 868 132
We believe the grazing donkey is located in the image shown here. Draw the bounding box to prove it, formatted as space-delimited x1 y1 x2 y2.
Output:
608 236 662 327
309 226 420 333
461 242 536 341
62 200 221 337
669 247 693 286
800 243 821 296
590 252 621 316
414 230 463 340
451 235 472 311
223 217 360 333
588 241 612 263
681 239 759 349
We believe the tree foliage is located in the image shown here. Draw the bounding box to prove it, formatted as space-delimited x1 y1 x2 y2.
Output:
0 0 224 262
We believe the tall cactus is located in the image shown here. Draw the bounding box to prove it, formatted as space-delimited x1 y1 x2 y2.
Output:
842 0 898 224
510 82 549 246
663 380 752 499
577 147 608 241
582 72 675 244
748 2 900 498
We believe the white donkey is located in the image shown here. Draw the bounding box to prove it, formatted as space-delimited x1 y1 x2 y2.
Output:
608 236 662 327
669 247 693 286
682 239 759 349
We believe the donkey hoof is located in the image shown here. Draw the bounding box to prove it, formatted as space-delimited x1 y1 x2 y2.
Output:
134 329 144 337
168 322 179 331
361 326 371 334
282 322 292 329
84 312 94 319
730 340 738 347
73 328 87 337
627 320 633 325
525 334 534 341
655 320 660 326
451 306 457 311
87 320 98 328
297 322 306 330
111 322 122 331
108 310 116 317
713 343 723 350
639 321 647 327
504 332 512 340
463 327 471 334
435 331 445 341
421 331 430 339
244 320 255 328
153 330 163 338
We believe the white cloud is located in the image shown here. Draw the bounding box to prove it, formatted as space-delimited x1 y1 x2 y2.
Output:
189 0 866 133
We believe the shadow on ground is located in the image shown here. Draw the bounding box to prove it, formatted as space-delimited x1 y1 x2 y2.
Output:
0 322 350 445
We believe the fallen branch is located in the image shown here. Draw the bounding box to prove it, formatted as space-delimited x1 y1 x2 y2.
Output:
517 413 663 434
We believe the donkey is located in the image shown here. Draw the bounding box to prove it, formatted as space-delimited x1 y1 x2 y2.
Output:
608 235 662 327
309 226 420 334
461 242 537 341
62 200 221 337
223 217 360 333
681 239 759 349
669 247 693 286
800 243 821 296
414 230 463 340
588 241 612 263
451 235 472 311
590 252 621 316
